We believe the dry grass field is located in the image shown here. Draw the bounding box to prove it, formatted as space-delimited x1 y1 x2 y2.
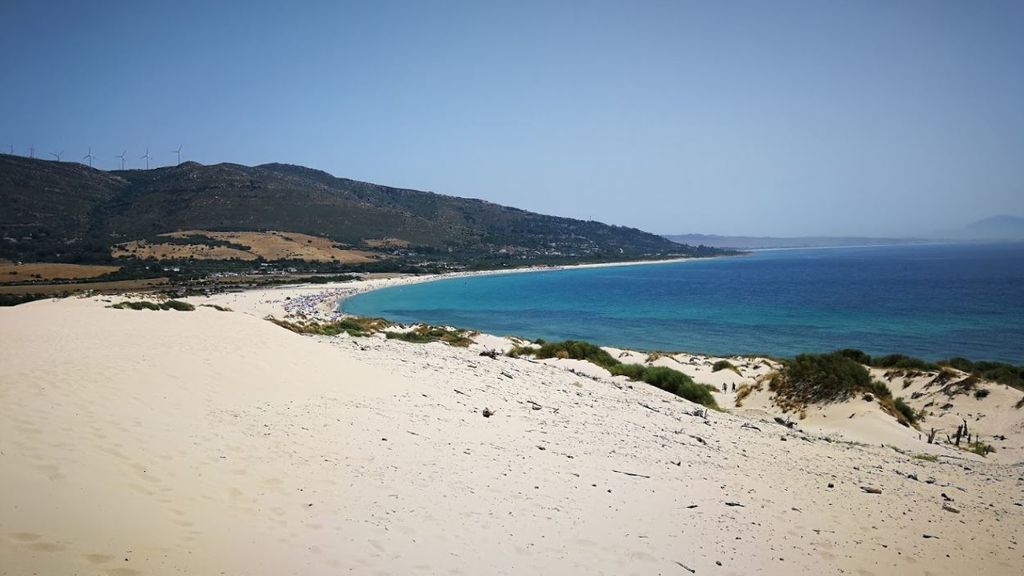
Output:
112 230 382 263
0 277 168 295
363 237 411 248
0 263 120 282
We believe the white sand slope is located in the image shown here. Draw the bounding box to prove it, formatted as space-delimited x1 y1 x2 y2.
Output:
1 295 1023 575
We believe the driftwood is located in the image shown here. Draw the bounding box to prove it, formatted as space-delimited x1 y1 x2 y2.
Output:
612 469 651 479
740 422 762 432
774 416 796 429
690 408 709 420
860 486 882 494
639 402 662 413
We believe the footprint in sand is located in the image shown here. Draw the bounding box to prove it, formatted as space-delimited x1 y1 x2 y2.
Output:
84 553 116 564
27 541 67 552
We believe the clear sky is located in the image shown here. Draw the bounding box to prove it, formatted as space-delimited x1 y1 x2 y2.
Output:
2 1 1022 237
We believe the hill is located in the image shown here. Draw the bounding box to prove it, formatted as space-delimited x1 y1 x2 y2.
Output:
0 154 725 270
957 215 1024 240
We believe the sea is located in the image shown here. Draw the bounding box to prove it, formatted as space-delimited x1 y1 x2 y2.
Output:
341 242 1024 364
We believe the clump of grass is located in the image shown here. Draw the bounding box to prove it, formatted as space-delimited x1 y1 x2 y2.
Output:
534 340 620 370
385 325 474 347
734 383 756 407
111 300 162 311
712 360 741 375
530 339 719 410
506 344 539 358
913 453 938 462
967 441 995 457
269 316 390 337
110 299 195 311
891 397 918 426
200 303 232 312
866 380 892 399
332 317 391 336
609 364 719 410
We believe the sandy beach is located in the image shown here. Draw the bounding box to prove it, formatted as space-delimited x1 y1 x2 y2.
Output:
2 282 1022 575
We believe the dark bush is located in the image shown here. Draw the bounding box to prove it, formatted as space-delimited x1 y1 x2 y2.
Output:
506 345 539 358
942 357 975 372
385 325 474 347
835 348 873 365
610 364 718 410
774 353 874 404
866 380 892 399
872 354 939 371
609 363 646 380
534 340 620 370
893 397 917 425
110 299 194 311
712 360 739 373
938 358 1024 391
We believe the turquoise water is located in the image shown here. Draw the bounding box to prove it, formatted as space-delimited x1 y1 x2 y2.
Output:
342 243 1024 363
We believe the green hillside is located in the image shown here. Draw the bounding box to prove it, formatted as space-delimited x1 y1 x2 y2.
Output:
0 154 727 269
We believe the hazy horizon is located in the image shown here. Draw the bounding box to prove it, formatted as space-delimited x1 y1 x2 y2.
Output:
2 1 1022 237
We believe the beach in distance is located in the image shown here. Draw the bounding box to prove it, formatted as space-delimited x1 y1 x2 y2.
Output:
2 263 1023 575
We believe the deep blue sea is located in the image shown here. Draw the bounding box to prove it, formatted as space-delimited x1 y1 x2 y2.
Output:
342 243 1024 364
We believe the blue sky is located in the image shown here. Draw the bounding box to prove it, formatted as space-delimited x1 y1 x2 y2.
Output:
1 1 1021 236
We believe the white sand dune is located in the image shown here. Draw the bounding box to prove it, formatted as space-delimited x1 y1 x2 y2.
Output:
2 291 1022 575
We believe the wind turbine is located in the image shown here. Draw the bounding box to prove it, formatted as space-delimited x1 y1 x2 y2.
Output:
7 144 13 155
83 147 96 167
171 145 182 165
49 150 63 162
29 145 35 158
140 147 152 169
116 151 127 170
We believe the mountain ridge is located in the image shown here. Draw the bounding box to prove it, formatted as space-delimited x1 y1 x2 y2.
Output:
0 154 724 268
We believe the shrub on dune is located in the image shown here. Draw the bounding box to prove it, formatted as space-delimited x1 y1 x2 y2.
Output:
712 360 740 374
834 348 873 365
872 354 939 371
610 364 720 410
534 340 620 370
